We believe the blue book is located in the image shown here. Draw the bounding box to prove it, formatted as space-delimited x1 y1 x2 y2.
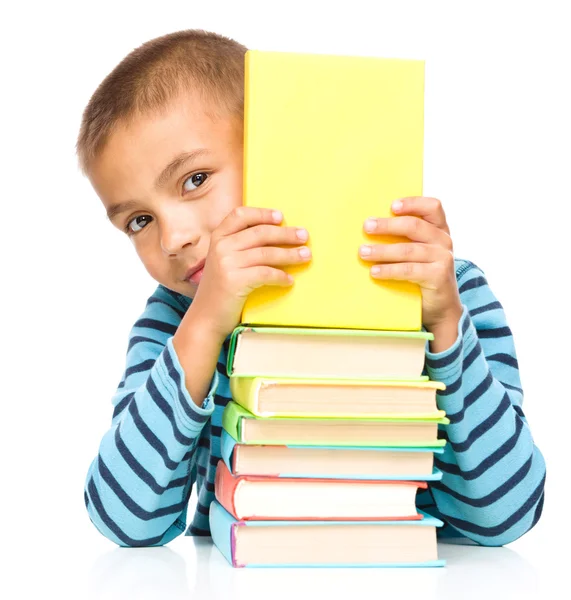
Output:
221 429 444 481
209 500 445 568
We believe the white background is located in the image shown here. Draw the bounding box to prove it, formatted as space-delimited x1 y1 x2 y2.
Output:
2 0 569 598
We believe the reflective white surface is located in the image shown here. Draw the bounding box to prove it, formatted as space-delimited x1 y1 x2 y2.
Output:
80 536 554 600
10 511 555 600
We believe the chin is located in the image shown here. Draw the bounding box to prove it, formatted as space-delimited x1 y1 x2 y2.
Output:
177 280 198 298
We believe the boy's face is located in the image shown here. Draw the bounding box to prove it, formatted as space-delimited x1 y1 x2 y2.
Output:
89 95 243 298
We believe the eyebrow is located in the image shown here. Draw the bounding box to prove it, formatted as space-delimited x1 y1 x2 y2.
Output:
154 148 211 190
105 148 211 223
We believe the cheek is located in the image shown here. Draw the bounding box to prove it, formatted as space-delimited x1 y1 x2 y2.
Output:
208 206 234 234
135 243 164 280
209 177 243 231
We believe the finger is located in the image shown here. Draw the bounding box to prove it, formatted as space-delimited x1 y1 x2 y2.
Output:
217 206 284 237
391 197 449 233
232 223 309 251
238 245 311 268
359 242 443 263
369 261 441 287
245 265 296 289
364 216 452 250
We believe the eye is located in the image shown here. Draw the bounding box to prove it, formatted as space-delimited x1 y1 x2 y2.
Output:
126 215 153 234
182 172 209 193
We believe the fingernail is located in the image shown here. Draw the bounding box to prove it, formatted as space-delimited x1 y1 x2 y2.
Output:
371 265 381 275
360 244 372 257
392 200 403 212
299 247 311 259
364 218 377 233
272 210 283 222
296 228 308 241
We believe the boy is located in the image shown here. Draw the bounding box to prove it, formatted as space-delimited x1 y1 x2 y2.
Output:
79 29 545 548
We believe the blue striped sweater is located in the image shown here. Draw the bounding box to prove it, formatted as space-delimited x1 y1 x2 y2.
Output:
84 258 546 547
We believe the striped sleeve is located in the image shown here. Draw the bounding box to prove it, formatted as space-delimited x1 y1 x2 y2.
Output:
424 260 546 546
84 286 218 547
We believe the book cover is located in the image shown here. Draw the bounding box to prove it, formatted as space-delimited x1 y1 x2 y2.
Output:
226 325 433 377
229 374 446 419
214 459 426 521
241 50 425 331
209 500 446 568
220 429 444 481
222 400 449 447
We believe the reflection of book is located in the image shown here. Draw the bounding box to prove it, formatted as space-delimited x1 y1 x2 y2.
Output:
241 49 425 331
230 375 445 419
210 500 445 568
215 459 426 521
227 326 433 380
223 400 448 447
220 429 444 480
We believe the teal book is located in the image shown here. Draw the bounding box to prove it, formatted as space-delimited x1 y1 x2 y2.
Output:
209 500 445 568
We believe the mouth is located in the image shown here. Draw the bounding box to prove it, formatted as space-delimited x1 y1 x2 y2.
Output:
184 259 206 285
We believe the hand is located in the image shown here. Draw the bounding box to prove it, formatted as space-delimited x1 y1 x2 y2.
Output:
191 207 311 341
359 196 463 350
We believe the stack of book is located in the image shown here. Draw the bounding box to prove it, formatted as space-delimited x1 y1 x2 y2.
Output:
209 325 449 567
208 49 447 567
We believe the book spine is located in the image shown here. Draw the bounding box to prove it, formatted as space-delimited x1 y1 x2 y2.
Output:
220 430 237 474
221 401 245 442
242 52 252 208
229 375 261 415
214 460 240 519
209 501 240 567
232 523 244 568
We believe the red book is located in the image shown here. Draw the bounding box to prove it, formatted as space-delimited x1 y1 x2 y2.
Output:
214 459 426 521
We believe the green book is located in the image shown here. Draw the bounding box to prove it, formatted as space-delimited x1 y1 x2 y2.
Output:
222 401 448 448
227 325 433 380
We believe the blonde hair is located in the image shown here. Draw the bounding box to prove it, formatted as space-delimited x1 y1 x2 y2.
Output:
76 29 247 175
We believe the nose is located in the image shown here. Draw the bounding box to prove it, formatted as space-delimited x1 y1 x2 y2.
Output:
160 216 200 256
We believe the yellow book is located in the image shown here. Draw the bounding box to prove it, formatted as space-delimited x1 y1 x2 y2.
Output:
241 50 425 331
229 375 446 420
